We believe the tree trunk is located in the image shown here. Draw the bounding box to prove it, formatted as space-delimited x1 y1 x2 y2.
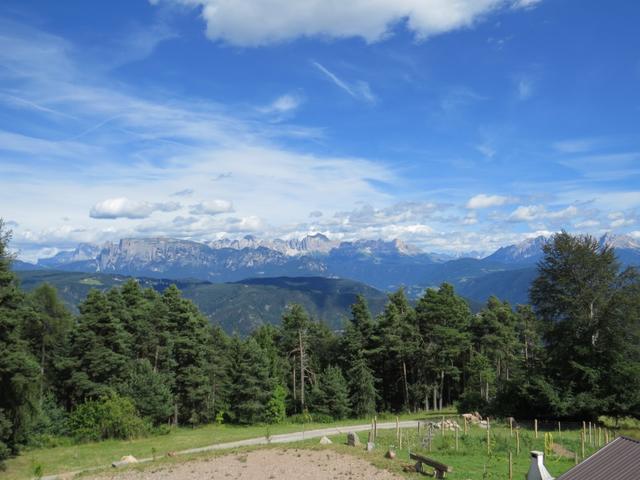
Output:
40 341 46 404
173 402 179 426
402 360 409 409
433 384 438 411
439 370 444 411
299 329 305 411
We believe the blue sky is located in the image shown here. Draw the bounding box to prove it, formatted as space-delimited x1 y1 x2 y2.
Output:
1 0 639 260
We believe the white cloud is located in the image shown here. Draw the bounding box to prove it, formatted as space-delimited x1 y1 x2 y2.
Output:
189 200 234 215
312 62 376 103
151 0 524 47
517 77 533 100
512 0 543 9
466 194 510 209
508 204 579 222
90 198 180 219
260 94 303 114
171 188 195 197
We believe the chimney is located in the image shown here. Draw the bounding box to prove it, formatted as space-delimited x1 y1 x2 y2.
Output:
526 451 554 480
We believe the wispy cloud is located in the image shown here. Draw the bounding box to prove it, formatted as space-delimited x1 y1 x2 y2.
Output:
312 61 377 104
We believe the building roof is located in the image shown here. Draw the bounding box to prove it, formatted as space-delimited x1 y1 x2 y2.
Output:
557 436 640 480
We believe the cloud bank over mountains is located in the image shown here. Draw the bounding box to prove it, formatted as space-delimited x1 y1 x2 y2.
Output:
2 1 639 262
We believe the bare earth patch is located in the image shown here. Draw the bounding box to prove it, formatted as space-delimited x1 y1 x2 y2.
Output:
97 449 402 480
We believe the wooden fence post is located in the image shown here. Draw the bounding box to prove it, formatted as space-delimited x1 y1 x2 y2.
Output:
396 416 400 443
487 418 491 455
516 429 520 455
509 451 513 480
534 419 538 439
455 426 459 451
581 431 585 459
510 417 513 437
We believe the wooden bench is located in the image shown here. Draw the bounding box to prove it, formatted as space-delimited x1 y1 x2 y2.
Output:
409 453 452 479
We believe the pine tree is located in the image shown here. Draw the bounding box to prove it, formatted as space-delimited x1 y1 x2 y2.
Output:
119 359 173 425
415 283 471 410
530 231 640 418
310 366 350 420
347 356 377 418
0 221 40 463
163 285 211 425
373 289 417 411
66 289 132 404
22 283 72 403
228 337 273 424
280 304 313 413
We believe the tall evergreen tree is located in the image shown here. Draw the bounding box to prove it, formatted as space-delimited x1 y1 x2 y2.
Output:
280 304 313 413
66 289 132 404
0 221 40 464
415 283 471 409
310 366 350 420
163 285 211 425
228 337 274 424
530 231 640 418
347 356 377 418
373 289 416 411
22 283 72 403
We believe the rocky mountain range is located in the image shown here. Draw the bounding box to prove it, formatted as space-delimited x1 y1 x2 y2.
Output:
22 232 640 305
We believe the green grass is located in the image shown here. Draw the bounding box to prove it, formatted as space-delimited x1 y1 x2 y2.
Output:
320 419 640 480
2 411 439 480
6 412 638 480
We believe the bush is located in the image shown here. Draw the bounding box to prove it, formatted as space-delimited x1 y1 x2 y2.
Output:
456 390 489 416
68 394 149 442
288 412 334 424
265 385 287 424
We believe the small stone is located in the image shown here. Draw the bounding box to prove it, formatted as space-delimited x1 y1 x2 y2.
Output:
347 431 361 447
319 436 333 445
111 455 138 468
385 449 396 459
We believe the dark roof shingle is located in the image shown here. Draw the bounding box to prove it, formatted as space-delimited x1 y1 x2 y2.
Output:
557 436 640 480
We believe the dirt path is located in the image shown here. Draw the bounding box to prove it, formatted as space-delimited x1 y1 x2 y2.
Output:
97 449 402 480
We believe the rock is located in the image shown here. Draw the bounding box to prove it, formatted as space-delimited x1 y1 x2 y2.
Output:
366 442 375 452
385 449 396 459
347 431 361 447
167 451 177 457
463 412 483 424
319 436 332 445
479 420 489 429
111 455 138 468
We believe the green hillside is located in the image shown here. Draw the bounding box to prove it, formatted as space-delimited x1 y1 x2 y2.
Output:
16 270 389 335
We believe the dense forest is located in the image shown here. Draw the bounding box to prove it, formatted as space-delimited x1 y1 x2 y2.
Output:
1 219 639 468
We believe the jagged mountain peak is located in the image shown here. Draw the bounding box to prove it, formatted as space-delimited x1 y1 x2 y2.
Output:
599 232 640 250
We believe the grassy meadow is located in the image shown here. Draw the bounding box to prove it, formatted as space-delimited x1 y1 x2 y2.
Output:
6 410 640 480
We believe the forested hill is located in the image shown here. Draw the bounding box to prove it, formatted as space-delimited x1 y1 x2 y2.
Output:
16 270 390 335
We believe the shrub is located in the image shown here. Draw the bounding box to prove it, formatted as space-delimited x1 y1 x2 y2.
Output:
265 385 287 424
68 394 148 442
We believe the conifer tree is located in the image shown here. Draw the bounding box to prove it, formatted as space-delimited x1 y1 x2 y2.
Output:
163 285 211 425
0 221 40 463
23 283 72 402
415 283 471 409
347 356 377 418
310 366 350 420
228 337 273 424
66 289 132 403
